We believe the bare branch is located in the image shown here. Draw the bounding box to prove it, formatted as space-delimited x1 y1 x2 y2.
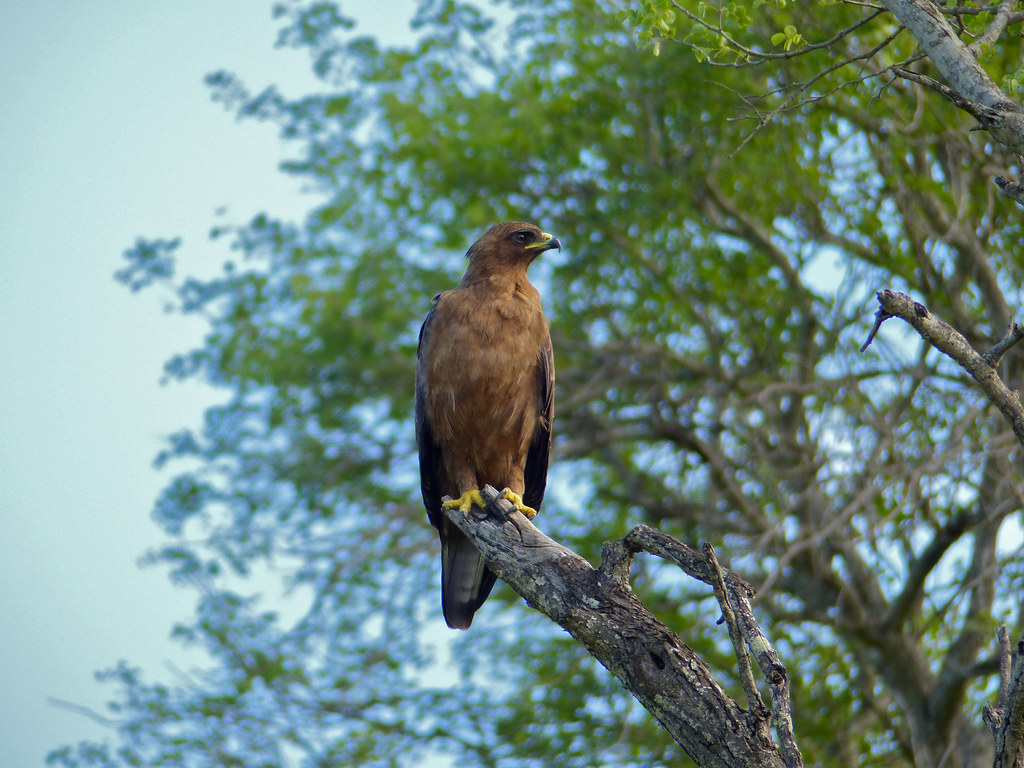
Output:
48 698 120 728
892 67 1005 126
985 318 1024 367
988 627 1024 768
995 176 1024 207
442 487 794 768
882 508 979 630
932 515 999 728
625 527 804 768
860 305 892 352
1000 626 1013 705
704 542 766 717
869 290 1024 449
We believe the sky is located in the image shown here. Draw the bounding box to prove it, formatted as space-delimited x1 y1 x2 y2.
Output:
0 3 398 764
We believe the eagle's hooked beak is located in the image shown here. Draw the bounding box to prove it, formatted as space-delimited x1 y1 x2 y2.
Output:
525 232 562 252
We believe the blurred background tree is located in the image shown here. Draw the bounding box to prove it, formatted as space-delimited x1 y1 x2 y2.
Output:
50 0 1024 766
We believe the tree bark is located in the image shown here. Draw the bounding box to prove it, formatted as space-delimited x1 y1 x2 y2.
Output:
882 0 1024 155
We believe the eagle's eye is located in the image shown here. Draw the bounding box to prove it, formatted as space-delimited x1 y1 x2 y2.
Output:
512 230 532 244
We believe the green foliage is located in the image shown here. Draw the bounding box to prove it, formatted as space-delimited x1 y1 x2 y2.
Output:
115 238 180 293
52 0 1024 766
1003 63 1024 98
770 24 802 50
617 0 678 56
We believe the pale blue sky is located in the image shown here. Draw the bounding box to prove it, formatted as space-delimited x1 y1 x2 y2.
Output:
0 3 394 764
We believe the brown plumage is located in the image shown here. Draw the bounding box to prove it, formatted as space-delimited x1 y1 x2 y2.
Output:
415 222 559 629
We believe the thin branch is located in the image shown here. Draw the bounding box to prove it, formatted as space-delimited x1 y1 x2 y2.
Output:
704 541 766 717
943 4 1024 16
867 290 1024 449
620 523 756 595
984 318 1024 367
700 175 809 306
995 175 1024 207
860 305 892 352
892 67 1005 125
730 27 907 154
881 508 978 630
932 513 1000 728
667 1 886 65
48 698 120 728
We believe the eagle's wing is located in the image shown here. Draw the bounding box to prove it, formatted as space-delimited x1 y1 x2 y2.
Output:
523 333 554 511
414 296 443 527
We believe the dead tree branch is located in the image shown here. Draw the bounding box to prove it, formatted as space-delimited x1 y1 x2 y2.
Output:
862 290 1024 448
984 626 1024 768
442 486 801 768
625 527 803 768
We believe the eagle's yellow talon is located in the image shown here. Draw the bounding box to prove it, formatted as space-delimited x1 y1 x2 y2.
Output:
499 488 538 519
443 489 487 516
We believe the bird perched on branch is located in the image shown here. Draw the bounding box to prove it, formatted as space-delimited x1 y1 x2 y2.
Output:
415 222 559 629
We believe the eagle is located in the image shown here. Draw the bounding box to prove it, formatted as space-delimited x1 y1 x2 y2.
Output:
415 222 560 629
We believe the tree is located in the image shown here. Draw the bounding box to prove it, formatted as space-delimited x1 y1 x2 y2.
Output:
50 0 1024 766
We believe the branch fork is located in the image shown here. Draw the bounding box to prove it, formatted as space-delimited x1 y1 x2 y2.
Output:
442 485 802 768
984 626 1024 768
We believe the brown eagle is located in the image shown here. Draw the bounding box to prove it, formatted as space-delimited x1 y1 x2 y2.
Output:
415 222 559 629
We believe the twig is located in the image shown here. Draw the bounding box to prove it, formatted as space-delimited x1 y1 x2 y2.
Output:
704 542 766 718
48 697 120 728
984 317 1024 367
860 305 892 352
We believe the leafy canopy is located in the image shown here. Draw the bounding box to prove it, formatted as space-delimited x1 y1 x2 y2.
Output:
51 1 1024 767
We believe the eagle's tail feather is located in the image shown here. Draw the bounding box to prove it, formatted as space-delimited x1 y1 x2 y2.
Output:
440 523 496 630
